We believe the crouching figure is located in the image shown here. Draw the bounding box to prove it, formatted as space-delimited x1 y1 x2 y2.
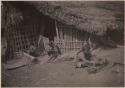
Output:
75 41 109 74
47 41 61 63
75 41 92 68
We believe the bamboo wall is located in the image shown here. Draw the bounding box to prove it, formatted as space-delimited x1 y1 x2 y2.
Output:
6 23 39 60
53 22 86 53
5 3 86 59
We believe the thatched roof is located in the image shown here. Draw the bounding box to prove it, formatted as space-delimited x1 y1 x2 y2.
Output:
27 1 124 35
3 1 124 36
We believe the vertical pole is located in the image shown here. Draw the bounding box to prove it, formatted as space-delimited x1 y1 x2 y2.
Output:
64 27 66 53
55 20 59 42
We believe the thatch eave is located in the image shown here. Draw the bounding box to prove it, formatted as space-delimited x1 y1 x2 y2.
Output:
3 1 124 36
26 1 123 36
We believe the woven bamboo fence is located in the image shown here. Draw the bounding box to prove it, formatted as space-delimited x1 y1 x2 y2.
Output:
6 23 39 60
44 23 86 53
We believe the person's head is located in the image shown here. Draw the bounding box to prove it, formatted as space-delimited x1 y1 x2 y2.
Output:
49 41 54 47
83 41 89 46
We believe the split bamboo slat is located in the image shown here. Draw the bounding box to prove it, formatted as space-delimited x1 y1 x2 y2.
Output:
64 28 66 53
69 29 71 51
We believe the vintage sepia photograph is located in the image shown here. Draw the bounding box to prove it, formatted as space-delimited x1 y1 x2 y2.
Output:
1 1 124 87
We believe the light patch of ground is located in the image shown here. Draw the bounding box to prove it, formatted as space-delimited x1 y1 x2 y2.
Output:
2 47 124 87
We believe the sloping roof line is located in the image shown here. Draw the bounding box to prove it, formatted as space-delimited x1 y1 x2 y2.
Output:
3 1 124 36
27 1 123 35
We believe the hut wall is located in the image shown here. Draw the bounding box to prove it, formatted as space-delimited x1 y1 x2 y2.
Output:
4 3 45 60
52 22 87 53
5 5 39 60
6 23 40 60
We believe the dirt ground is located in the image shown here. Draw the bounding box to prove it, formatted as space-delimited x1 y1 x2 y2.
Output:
2 47 124 87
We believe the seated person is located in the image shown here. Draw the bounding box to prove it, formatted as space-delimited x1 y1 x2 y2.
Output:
75 41 93 68
76 41 92 61
75 41 108 69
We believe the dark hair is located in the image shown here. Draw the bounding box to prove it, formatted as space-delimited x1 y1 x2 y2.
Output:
49 41 54 46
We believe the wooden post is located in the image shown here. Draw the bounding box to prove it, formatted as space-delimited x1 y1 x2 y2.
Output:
64 28 66 53
55 20 59 41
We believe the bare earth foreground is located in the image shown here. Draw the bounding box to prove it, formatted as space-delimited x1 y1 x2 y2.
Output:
2 47 124 87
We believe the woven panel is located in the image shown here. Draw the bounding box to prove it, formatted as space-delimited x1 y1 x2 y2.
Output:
53 23 86 53
6 24 39 60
